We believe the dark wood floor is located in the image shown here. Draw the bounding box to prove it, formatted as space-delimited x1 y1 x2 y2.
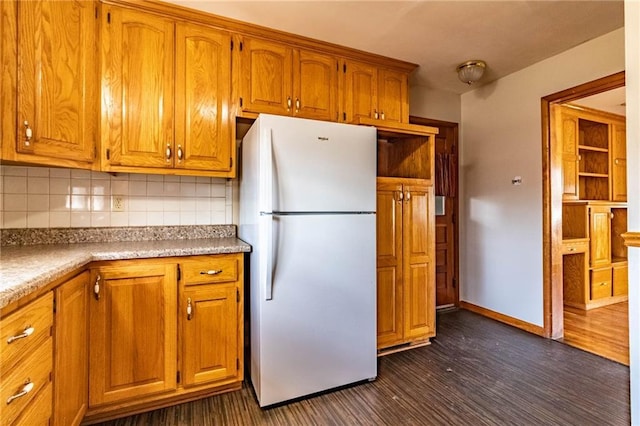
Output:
563 301 629 365
98 310 630 425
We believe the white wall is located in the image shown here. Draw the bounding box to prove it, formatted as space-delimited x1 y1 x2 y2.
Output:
624 1 639 423
459 28 625 326
0 165 233 229
410 86 461 123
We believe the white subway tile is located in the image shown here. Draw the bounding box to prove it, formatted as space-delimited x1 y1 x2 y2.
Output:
27 167 49 177
179 182 196 197
147 174 163 182
129 173 146 181
50 178 70 195
91 195 108 212
71 169 91 179
111 180 129 195
71 179 90 195
163 211 180 225
179 197 196 212
70 195 90 211
211 198 226 212
91 212 110 227
211 183 226 197
4 176 27 194
164 175 180 183
163 197 180 212
180 211 196 225
92 180 111 195
70 212 91 228
28 194 50 212
163 182 179 196
4 194 27 211
129 181 147 196
195 183 210 197
196 210 211 225
146 197 163 212
129 211 147 226
196 176 211 184
147 181 164 196
110 212 129 227
50 195 70 212
27 177 50 194
180 176 196 183
27 211 50 228
50 212 71 228
2 166 27 176
212 211 226 224
128 196 147 212
4 211 27 228
91 171 111 180
147 211 163 226
49 168 71 178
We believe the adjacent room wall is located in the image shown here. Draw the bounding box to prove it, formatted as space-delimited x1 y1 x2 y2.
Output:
458 28 625 326
410 86 461 123
624 1 639 422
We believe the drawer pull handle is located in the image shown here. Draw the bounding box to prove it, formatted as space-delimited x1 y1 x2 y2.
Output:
94 274 101 300
7 326 34 344
187 297 193 320
568 247 575 252
200 270 222 275
6 380 34 405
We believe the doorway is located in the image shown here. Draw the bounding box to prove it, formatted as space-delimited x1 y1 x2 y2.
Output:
542 71 628 364
410 116 459 308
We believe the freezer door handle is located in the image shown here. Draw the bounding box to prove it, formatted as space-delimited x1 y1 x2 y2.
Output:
260 128 274 212
265 214 274 300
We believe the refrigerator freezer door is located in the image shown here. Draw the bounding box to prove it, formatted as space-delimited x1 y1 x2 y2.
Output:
255 213 377 407
260 115 377 213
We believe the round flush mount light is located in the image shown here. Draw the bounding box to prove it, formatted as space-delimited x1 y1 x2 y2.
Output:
457 60 486 85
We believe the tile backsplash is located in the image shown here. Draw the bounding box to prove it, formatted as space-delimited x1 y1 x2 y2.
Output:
0 165 233 229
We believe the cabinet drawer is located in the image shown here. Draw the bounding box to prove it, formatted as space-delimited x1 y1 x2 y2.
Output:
562 240 588 255
1 292 53 372
181 255 239 286
0 338 52 426
590 268 612 300
613 265 628 296
12 381 52 426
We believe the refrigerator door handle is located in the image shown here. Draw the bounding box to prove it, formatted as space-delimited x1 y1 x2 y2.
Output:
260 128 274 213
265 213 274 301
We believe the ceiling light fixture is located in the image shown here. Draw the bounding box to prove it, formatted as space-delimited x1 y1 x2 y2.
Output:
457 60 486 85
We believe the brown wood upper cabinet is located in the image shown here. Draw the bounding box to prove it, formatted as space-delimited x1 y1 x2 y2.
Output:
343 60 409 124
101 5 233 176
238 36 339 122
5 0 97 168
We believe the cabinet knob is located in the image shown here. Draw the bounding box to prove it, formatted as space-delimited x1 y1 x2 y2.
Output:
615 159 619 165
405 191 411 201
6 381 34 405
177 145 183 162
397 191 404 203
187 297 193 320
6 326 34 344
166 143 172 162
23 121 32 146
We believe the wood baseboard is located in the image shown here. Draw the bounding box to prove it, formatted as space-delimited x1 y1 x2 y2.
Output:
459 301 545 337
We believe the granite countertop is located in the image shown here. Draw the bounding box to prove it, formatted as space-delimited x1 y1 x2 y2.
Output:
0 226 251 310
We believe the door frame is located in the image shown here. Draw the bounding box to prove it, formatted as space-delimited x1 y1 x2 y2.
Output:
410 116 459 308
541 71 625 338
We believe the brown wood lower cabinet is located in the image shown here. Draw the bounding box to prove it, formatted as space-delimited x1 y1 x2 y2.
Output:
376 177 435 352
85 254 243 422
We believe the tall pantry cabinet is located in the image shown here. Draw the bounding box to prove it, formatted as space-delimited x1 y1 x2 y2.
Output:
376 132 437 353
557 104 628 310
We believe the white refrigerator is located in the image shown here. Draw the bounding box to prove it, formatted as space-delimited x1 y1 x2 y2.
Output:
239 114 378 407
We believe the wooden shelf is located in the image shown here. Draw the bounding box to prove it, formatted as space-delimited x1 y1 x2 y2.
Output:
578 145 609 153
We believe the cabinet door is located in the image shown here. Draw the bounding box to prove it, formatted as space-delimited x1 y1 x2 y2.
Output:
181 284 239 387
402 185 435 340
557 107 580 201
611 123 626 202
17 0 96 163
343 60 377 123
292 49 338 121
175 23 232 172
589 206 612 268
377 69 408 123
101 6 174 168
54 271 89 426
89 263 177 406
239 37 293 115
376 182 404 349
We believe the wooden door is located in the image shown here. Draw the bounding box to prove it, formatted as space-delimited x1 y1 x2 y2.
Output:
377 69 408 123
343 60 377 123
17 0 96 163
101 6 174 168
54 271 89 426
610 123 626 202
239 37 293 115
292 49 338 121
589 206 612 268
181 285 239 387
402 184 435 340
175 23 232 172
557 106 580 200
89 263 177 406
376 180 404 349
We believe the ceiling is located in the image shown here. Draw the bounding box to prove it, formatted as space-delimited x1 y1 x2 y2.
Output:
571 86 626 116
166 0 624 94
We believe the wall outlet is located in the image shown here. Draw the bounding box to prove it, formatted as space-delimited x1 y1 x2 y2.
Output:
112 196 125 212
